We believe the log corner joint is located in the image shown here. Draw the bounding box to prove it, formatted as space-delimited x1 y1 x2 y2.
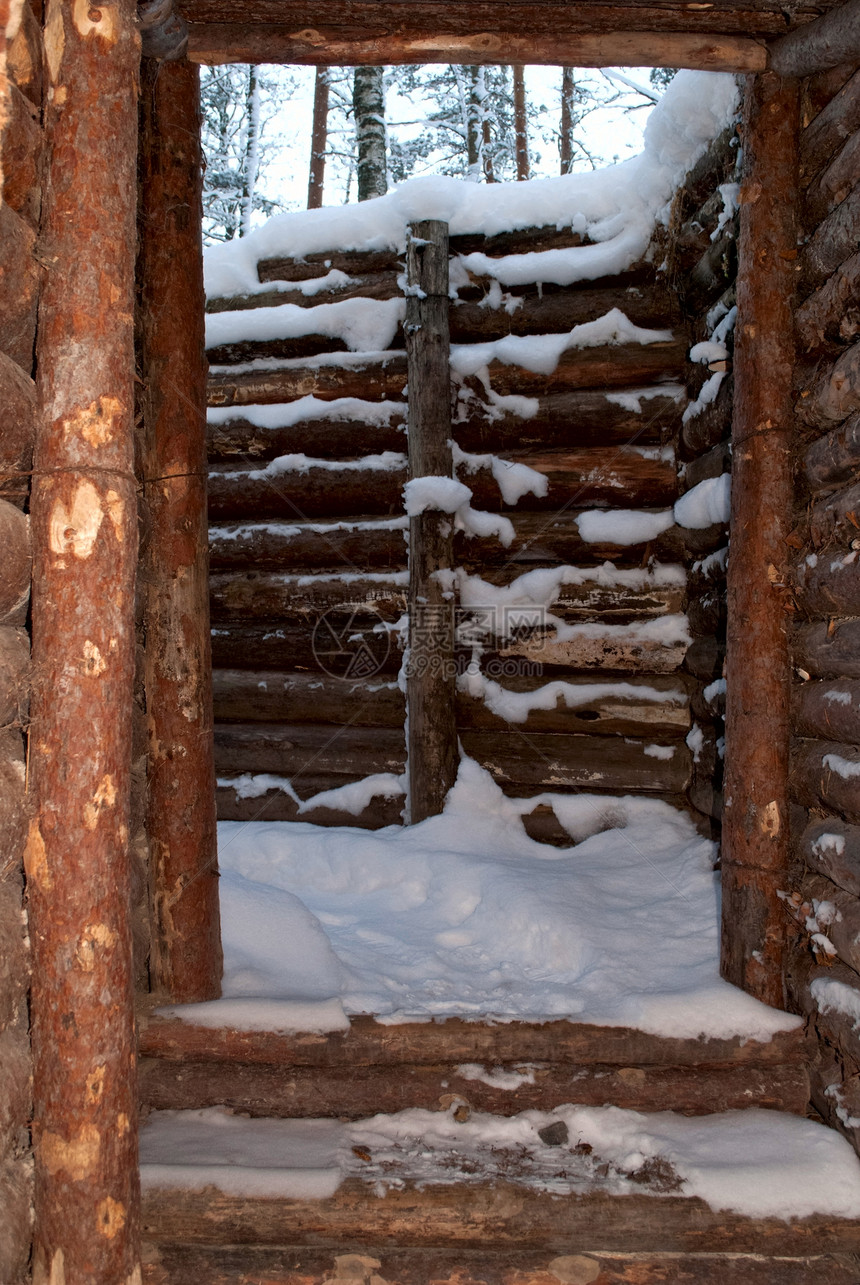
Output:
139 0 188 60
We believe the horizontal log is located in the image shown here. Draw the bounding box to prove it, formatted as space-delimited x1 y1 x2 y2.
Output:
794 546 860 615
794 617 860 678
809 1041 860 1156
216 777 404 827
140 1003 809 1067
207 331 352 364
687 589 726 638
187 26 769 73
795 814 860 895
796 250 860 353
0 627 30 727
803 411 860 492
0 502 29 625
810 484 860 546
679 375 733 459
685 229 738 312
139 1054 809 1120
208 409 406 461
211 621 403 674
799 183 860 296
141 1181 860 1255
800 69 860 186
804 873 860 975
803 129 860 230
214 722 405 776
208 353 408 406
788 947 860 1068
207 273 401 313
459 510 688 570
0 204 38 370
684 637 725 681
138 1242 860 1285
769 0 860 78
2 82 42 227
208 448 679 521
797 341 860 429
683 441 731 491
793 679 860 743
209 517 408 572
790 738 860 822
0 349 35 506
497 625 689 674
475 339 688 397
209 571 407 621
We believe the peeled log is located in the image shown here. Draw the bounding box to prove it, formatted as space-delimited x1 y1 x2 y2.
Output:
793 680 860 743
795 815 860 896
0 350 35 507
794 618 860 679
798 343 860 439
0 501 29 624
790 739 860 823
796 251 860 353
803 411 860 493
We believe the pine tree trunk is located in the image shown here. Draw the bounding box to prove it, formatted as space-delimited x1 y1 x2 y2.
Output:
240 66 260 237
513 65 530 180
354 65 387 201
560 67 575 174
307 67 329 209
466 66 482 180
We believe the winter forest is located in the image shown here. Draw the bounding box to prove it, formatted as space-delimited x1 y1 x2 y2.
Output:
199 63 675 242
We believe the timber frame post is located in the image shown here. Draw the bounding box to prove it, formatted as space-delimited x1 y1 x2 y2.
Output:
405 220 459 823
26 0 142 1280
137 56 223 1002
722 70 799 1009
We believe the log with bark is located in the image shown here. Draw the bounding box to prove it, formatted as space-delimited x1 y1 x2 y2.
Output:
799 183 860 296
790 739 860 823
471 338 688 397
799 69 860 186
679 375 733 459
803 129 860 230
214 721 406 777
211 621 403 675
0 500 29 625
682 440 731 490
5 0 42 105
796 251 860 354
803 411 860 493
788 947 860 1069
208 352 408 407
789 872 860 975
794 617 860 679
2 81 43 228
0 203 38 370
216 778 404 827
797 342 860 433
795 545 860 616
209 571 408 622
208 516 408 572
207 406 406 461
769 0 860 77
793 679 860 743
795 815 860 896
0 627 29 728
213 669 405 726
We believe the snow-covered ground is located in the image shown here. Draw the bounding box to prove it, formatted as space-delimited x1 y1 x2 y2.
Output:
164 758 800 1043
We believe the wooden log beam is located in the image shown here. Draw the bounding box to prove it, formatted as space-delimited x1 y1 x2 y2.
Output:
138 60 222 1003
810 483 860 545
0 349 36 507
405 221 458 823
799 68 860 187
795 814 860 895
209 571 408 620
216 778 404 827
794 617 860 678
798 340 860 429
794 544 860 615
796 250 860 354
803 411 860 492
768 0 860 77
793 679 860 742
790 739 860 822
799 183 860 296
27 0 142 1278
211 621 403 674
722 72 798 1008
139 1243 860 1285
802 130 860 230
208 516 408 572
208 352 408 406
186 25 768 72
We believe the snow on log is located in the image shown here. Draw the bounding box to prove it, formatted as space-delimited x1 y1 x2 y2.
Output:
216 778 404 828
788 948 860 1068
799 69 860 187
722 72 798 1007
795 816 860 897
209 571 408 622
209 517 408 572
793 680 860 744
791 740 860 824
803 412 860 493
455 337 688 398
795 548 860 616
796 251 860 354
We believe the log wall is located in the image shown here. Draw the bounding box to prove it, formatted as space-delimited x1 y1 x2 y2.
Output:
207 141 741 844
0 0 41 1278
785 63 860 1157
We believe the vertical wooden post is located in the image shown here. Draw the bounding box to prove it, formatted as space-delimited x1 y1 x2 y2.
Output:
405 220 458 823
27 0 141 1280
307 66 329 209
513 65 530 180
138 58 222 1002
722 72 799 1008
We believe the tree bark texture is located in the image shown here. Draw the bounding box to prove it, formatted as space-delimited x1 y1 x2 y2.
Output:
721 73 798 1008
27 0 142 1280
512 64 529 181
560 66 575 173
405 221 458 822
768 0 860 78
138 59 223 1003
353 64 386 201
306 66 328 209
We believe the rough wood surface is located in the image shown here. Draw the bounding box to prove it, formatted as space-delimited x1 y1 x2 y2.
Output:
721 72 798 1007
790 739 860 822
0 348 35 506
789 948 860 1068
209 571 407 621
795 873 860 974
803 130 860 231
799 183 860 296
0 202 38 369
812 480 860 547
208 517 408 572
1 80 43 226
207 408 406 460
187 25 769 72
140 1244 860 1285
0 627 29 727
794 545 860 615
141 1180 860 1254
5 0 43 105
216 780 404 827
795 814 860 895
27 0 142 1277
139 1055 809 1120
769 0 860 77
798 341 860 429
679 375 733 459
211 621 403 674
796 250 860 354
213 722 405 777
795 617 860 678
139 1007 809 1067
208 353 408 406
0 500 30 624
138 60 222 1003
793 679 860 743
803 411 860 492
799 69 860 186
